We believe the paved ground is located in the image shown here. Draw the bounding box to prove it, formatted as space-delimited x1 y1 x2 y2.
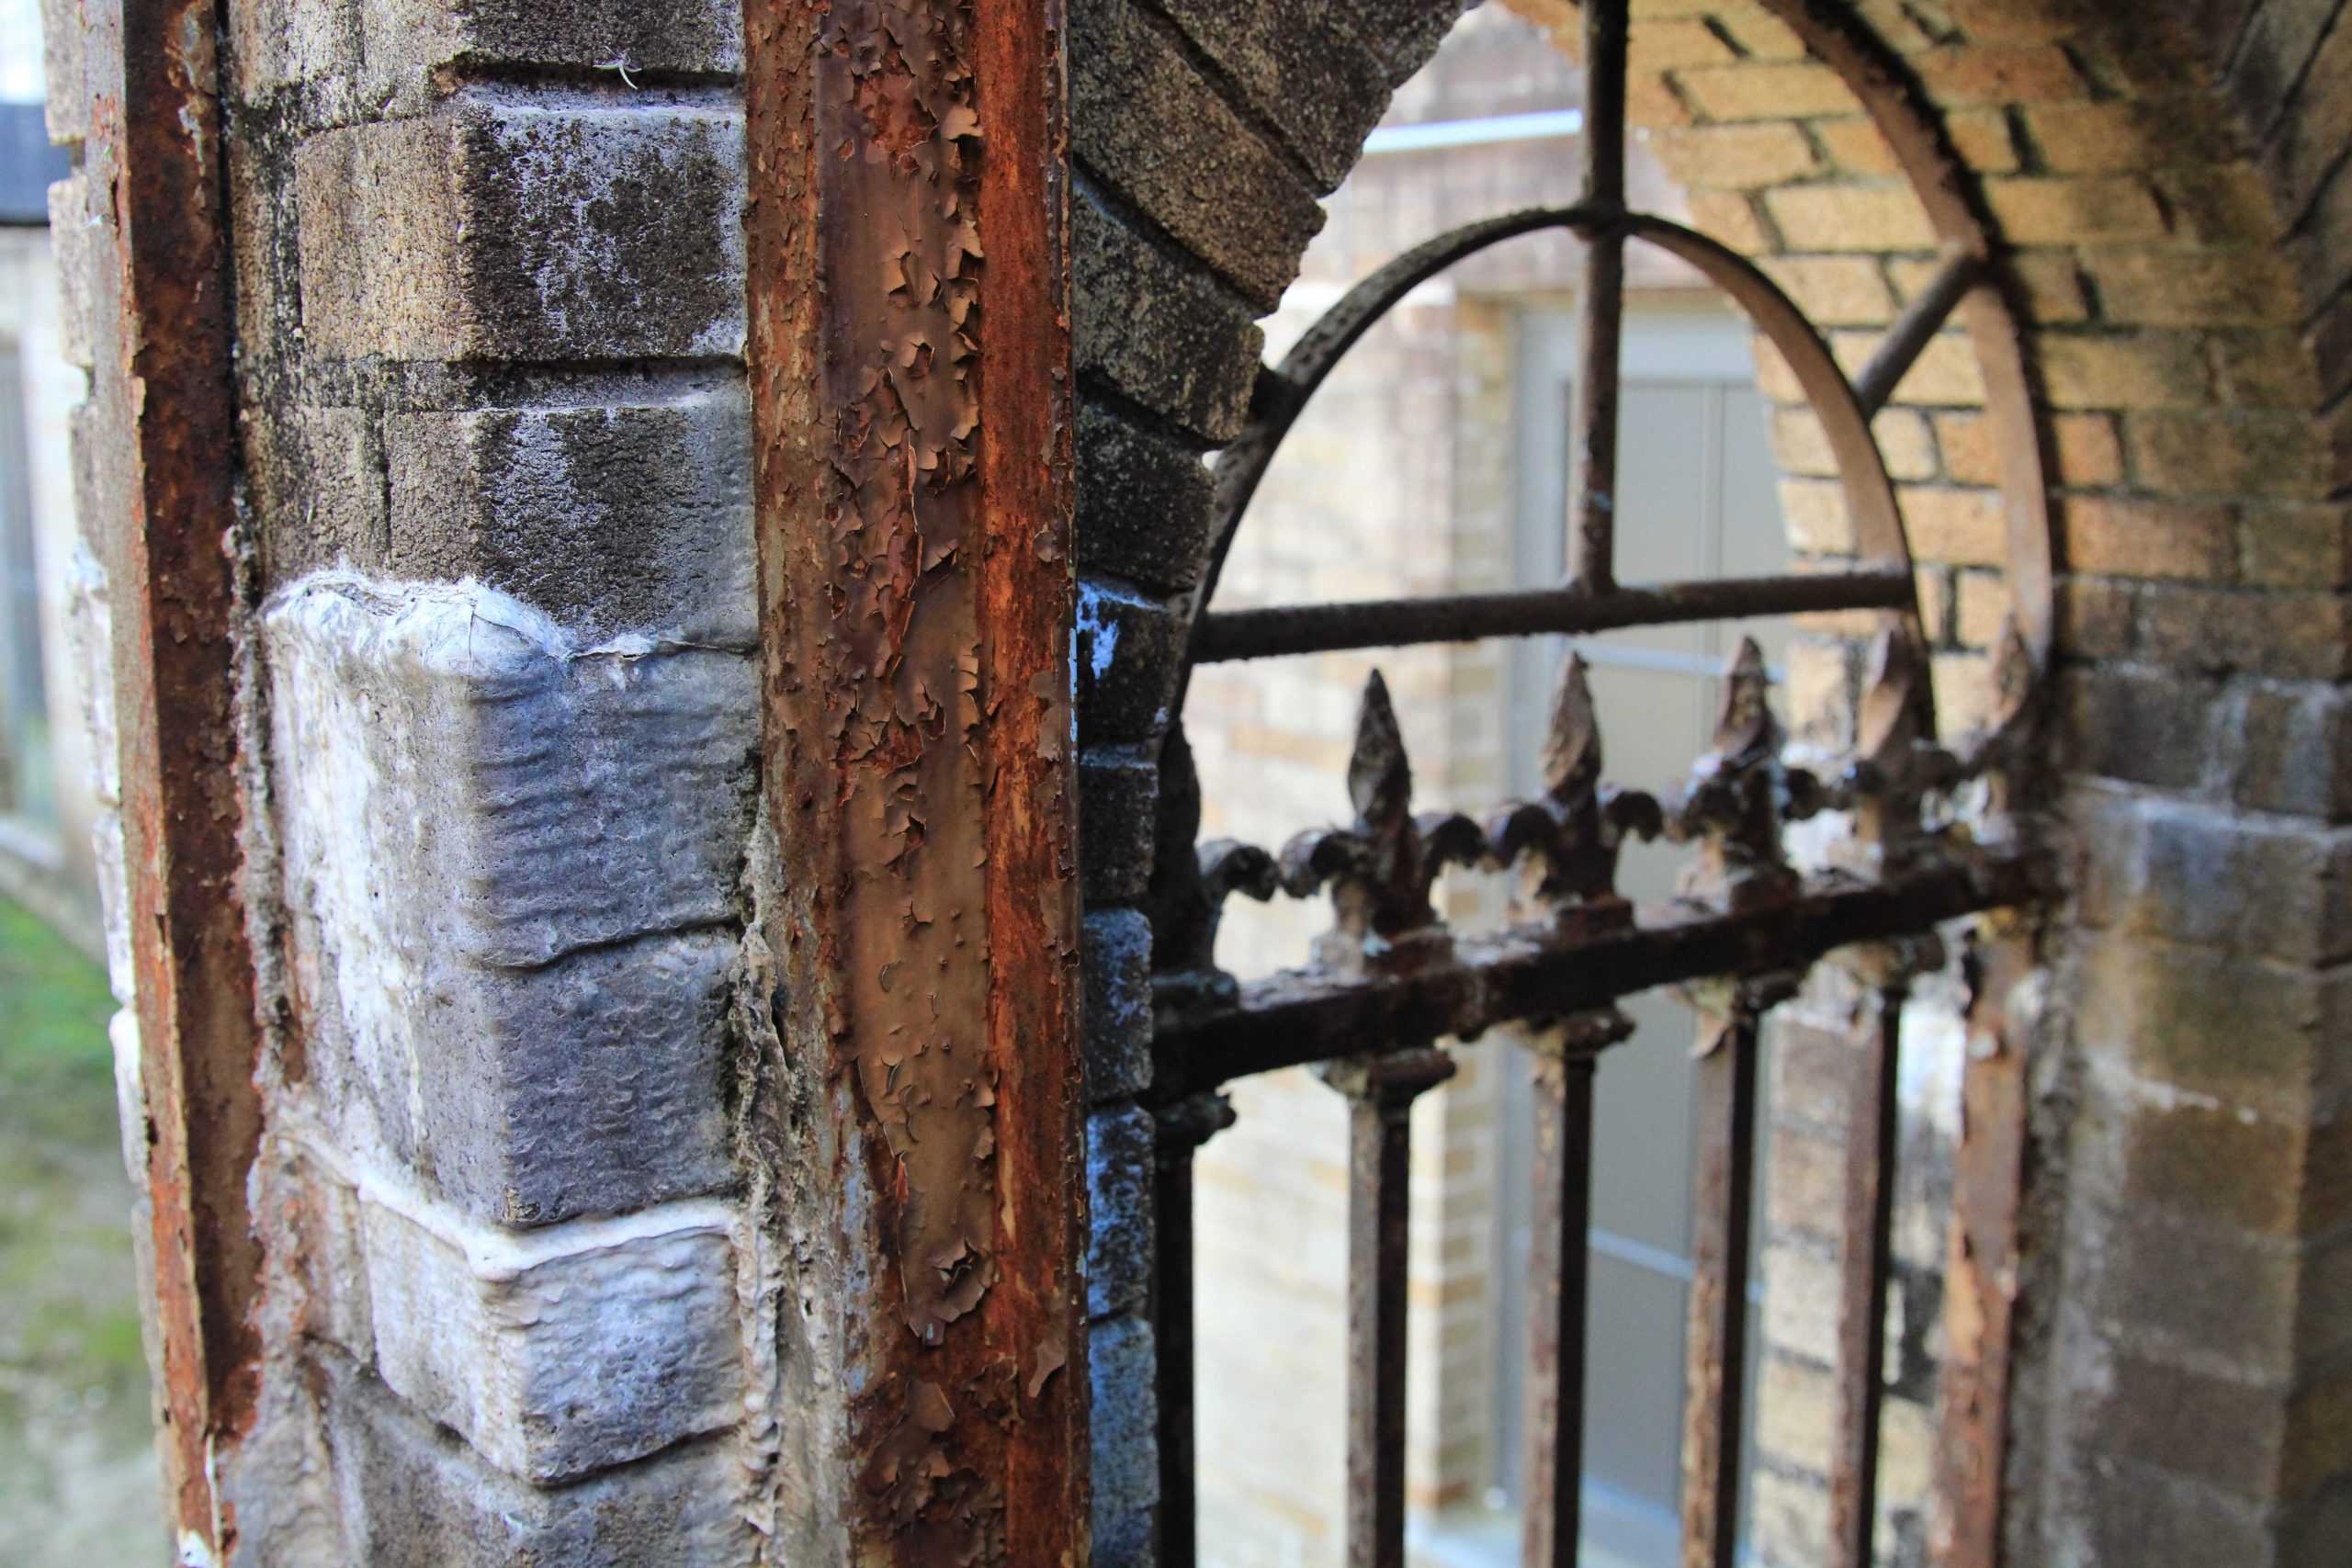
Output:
0 897 165 1563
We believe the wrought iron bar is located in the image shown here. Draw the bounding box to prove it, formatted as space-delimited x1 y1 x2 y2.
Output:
1153 1091 1235 1568
1826 946 1937 1568
1854 245 1984 417
1148 853 2039 1097
1568 0 1631 594
1324 1050 1458 1568
1522 1011 1634 1568
1678 986 1785 1568
1194 570 1915 664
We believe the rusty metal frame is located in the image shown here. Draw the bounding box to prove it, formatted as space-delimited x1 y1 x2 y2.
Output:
741 0 1088 1559
76 0 269 1554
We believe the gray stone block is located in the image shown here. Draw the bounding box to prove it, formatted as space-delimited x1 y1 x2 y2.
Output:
1152 0 1394 191
1077 399 1216 595
1360 0 1472 85
1078 574 1186 743
325 1353 756 1564
1080 746 1159 906
1090 1314 1161 1568
1073 196 1263 445
304 1160 746 1484
1070 0 1324 311
252 404 390 582
361 0 742 106
297 99 745 363
1083 908 1154 1103
267 575 755 1224
385 389 756 643
1087 1104 1155 1320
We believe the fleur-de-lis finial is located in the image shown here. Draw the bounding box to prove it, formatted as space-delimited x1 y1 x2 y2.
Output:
1540 652 1602 808
1283 669 1484 966
1853 625 1928 772
1711 636 1779 766
1348 668 1412 838
1673 637 1797 910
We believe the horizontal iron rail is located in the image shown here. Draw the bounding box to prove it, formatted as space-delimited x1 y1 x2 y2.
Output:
1192 569 1916 664
1150 849 2043 1096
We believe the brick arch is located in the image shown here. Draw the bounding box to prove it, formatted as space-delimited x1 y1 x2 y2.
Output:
1072 2 2352 1564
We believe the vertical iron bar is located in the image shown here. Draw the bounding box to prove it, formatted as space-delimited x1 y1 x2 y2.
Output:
1568 0 1629 594
1680 1007 1761 1568
1328 1049 1456 1568
1154 1092 1234 1568
1522 1009 1632 1568
1829 980 1907 1568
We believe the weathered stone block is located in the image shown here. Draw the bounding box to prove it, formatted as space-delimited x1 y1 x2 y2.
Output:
385 389 756 643
267 576 755 1222
1077 399 1216 595
1088 1104 1154 1320
2055 666 2223 793
1091 1314 1161 1568
253 403 391 582
1078 575 1185 743
310 1165 745 1483
1073 196 1263 446
46 175 93 370
2235 682 2352 820
1083 907 1154 1102
1080 745 1159 906
1150 0 1391 191
1069 0 1323 311
361 0 742 106
1357 0 1469 85
297 99 745 363
324 1355 755 1564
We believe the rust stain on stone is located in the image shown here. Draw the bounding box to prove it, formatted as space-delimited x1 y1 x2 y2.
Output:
743 0 1083 1558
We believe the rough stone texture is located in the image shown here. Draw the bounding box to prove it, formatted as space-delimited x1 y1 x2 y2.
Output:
303 1158 745 1483
1069 0 1325 311
1080 745 1159 906
1090 1314 1162 1568
360 0 744 106
323 1359 757 1565
1077 573 1186 742
384 389 757 643
296 98 747 363
266 575 754 1224
1087 1105 1155 1320
1149 0 1394 192
1076 399 1216 594
1082 908 1154 1102
1073 194 1263 445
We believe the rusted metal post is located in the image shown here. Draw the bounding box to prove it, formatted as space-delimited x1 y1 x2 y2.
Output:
1522 1010 1634 1568
77 0 268 1552
740 0 1087 1557
1826 944 1937 1568
1676 976 1792 1568
1932 919 2037 1568
1567 0 1629 595
1322 1048 1457 1568
1153 1090 1236 1568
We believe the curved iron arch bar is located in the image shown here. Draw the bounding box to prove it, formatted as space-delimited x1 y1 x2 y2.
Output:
1180 204 1925 720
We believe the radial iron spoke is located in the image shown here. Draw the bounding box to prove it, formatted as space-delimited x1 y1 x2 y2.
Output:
1855 246 1984 417
1568 0 1630 595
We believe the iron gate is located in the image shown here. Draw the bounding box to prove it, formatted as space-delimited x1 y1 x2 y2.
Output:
1136 4 2055 1566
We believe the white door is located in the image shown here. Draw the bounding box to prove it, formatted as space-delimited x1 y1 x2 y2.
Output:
1491 301 1785 1566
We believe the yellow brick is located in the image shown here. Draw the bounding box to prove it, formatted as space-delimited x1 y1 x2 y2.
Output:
1780 477 1858 552
1931 650 2001 734
1953 570 2012 647
1948 108 2022 174
1688 188 1773 254
1765 185 1938 253
2062 495 2234 579
1775 407 1938 481
1815 116 1900 177
1832 330 1986 406
1626 17 1739 69
2086 249 2302 328
2038 333 2211 411
1945 0 2080 42
1984 175 2170 245
2024 100 2160 175
1654 122 1823 190
1677 62 1860 121
1760 254 1899 325
1899 486 2007 566
1915 41 2086 104
2127 412 2328 500
1940 411 2122 488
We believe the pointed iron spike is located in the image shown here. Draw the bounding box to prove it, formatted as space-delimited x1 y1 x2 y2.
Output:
1710 635 1776 760
1539 651 1602 807
1854 624 1926 766
1346 667 1413 829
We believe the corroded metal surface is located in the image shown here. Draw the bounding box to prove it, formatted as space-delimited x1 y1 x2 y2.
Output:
1566 0 1627 595
88 0 267 1551
1323 1049 1457 1568
741 0 1084 1555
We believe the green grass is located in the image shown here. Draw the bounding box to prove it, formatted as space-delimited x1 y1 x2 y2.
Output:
0 897 165 1559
